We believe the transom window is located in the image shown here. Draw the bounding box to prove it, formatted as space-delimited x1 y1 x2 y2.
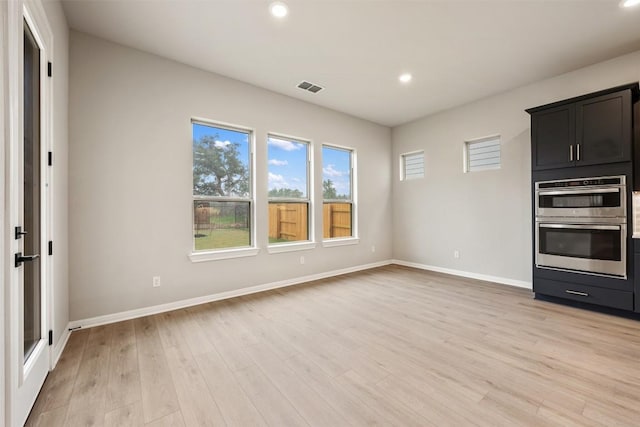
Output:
192 120 253 251
401 151 424 180
465 135 501 172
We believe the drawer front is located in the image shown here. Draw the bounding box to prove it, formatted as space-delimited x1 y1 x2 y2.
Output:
534 278 633 311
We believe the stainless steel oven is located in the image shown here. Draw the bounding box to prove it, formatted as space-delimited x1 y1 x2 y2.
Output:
535 219 626 278
535 175 627 279
535 175 626 218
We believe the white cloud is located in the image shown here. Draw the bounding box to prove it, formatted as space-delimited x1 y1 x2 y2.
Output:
268 137 303 151
322 164 345 177
333 179 350 196
214 140 231 149
268 172 288 188
268 159 288 166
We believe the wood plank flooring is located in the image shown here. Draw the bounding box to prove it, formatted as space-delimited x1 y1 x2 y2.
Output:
26 265 640 426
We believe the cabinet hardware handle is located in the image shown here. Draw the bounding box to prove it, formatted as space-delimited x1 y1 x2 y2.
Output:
569 145 573 161
576 144 580 161
565 290 588 297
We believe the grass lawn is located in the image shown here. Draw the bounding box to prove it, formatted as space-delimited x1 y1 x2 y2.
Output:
268 237 292 244
195 228 250 250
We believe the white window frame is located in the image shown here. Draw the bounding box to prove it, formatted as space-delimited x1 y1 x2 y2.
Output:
400 150 424 181
189 118 258 262
464 134 501 173
267 133 316 254
322 144 359 246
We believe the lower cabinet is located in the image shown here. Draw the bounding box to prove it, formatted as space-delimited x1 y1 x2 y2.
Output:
534 278 634 311
635 253 640 313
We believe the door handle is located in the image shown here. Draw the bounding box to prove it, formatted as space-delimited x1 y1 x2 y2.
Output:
576 144 580 161
569 145 573 161
15 252 40 268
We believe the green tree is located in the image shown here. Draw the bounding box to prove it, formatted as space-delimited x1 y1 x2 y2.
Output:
323 179 338 199
268 188 303 198
193 135 248 197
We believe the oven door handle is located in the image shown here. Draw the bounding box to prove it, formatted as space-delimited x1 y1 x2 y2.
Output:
539 223 621 231
537 188 620 196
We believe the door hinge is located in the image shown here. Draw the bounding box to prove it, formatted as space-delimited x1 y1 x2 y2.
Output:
48 241 53 256
48 330 53 346
47 61 52 77
48 151 52 166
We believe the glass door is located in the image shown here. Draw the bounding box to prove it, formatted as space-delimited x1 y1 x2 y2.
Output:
23 20 42 362
7 4 52 424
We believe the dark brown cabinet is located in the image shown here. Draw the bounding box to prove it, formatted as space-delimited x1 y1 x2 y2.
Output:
529 83 639 314
531 104 574 170
528 86 633 171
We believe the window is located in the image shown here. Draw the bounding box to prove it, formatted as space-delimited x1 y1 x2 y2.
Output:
465 135 501 172
401 151 424 180
268 135 310 245
192 120 253 251
322 145 354 239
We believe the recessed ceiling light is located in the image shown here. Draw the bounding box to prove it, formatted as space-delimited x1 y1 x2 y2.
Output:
621 0 640 7
399 73 412 84
270 2 289 18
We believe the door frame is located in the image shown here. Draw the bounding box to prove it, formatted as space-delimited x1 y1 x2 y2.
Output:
5 0 54 425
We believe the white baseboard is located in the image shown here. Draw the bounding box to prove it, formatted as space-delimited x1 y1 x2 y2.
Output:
392 259 532 290
52 324 71 369
68 260 393 330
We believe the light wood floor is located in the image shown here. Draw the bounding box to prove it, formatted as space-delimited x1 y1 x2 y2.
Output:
26 265 640 426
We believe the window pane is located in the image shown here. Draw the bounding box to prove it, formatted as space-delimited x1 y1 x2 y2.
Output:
268 136 308 199
322 146 351 200
193 201 250 250
466 136 500 172
268 202 308 243
402 151 424 180
323 202 352 238
193 123 250 197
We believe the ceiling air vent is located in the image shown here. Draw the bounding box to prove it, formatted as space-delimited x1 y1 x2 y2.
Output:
297 81 324 93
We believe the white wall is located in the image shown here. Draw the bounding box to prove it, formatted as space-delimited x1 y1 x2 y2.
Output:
42 0 69 356
391 50 640 286
68 31 392 321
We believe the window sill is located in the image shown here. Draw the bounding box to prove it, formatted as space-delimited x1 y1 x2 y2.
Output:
322 237 360 247
189 247 260 263
267 241 317 254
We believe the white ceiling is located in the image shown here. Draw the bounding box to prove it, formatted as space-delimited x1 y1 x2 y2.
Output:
61 0 640 127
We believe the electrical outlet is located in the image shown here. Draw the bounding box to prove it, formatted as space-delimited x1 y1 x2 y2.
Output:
300 256 305 265
371 245 376 253
453 250 460 259
152 276 161 287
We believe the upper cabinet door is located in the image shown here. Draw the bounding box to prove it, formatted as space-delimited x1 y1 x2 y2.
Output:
531 104 575 171
575 89 632 167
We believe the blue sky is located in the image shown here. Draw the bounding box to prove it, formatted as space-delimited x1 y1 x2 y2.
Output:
193 123 250 167
268 136 308 196
194 124 351 198
322 146 351 198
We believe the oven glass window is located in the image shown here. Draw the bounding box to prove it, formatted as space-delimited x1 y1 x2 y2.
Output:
539 226 621 261
538 191 620 209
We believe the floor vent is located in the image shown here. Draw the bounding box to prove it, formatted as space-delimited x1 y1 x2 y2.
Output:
297 81 324 93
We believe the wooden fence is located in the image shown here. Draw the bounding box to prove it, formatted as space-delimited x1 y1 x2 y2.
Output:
269 203 308 241
194 202 351 241
268 202 352 241
322 202 352 239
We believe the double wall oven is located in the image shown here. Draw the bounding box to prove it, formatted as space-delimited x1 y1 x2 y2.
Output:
535 176 627 279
